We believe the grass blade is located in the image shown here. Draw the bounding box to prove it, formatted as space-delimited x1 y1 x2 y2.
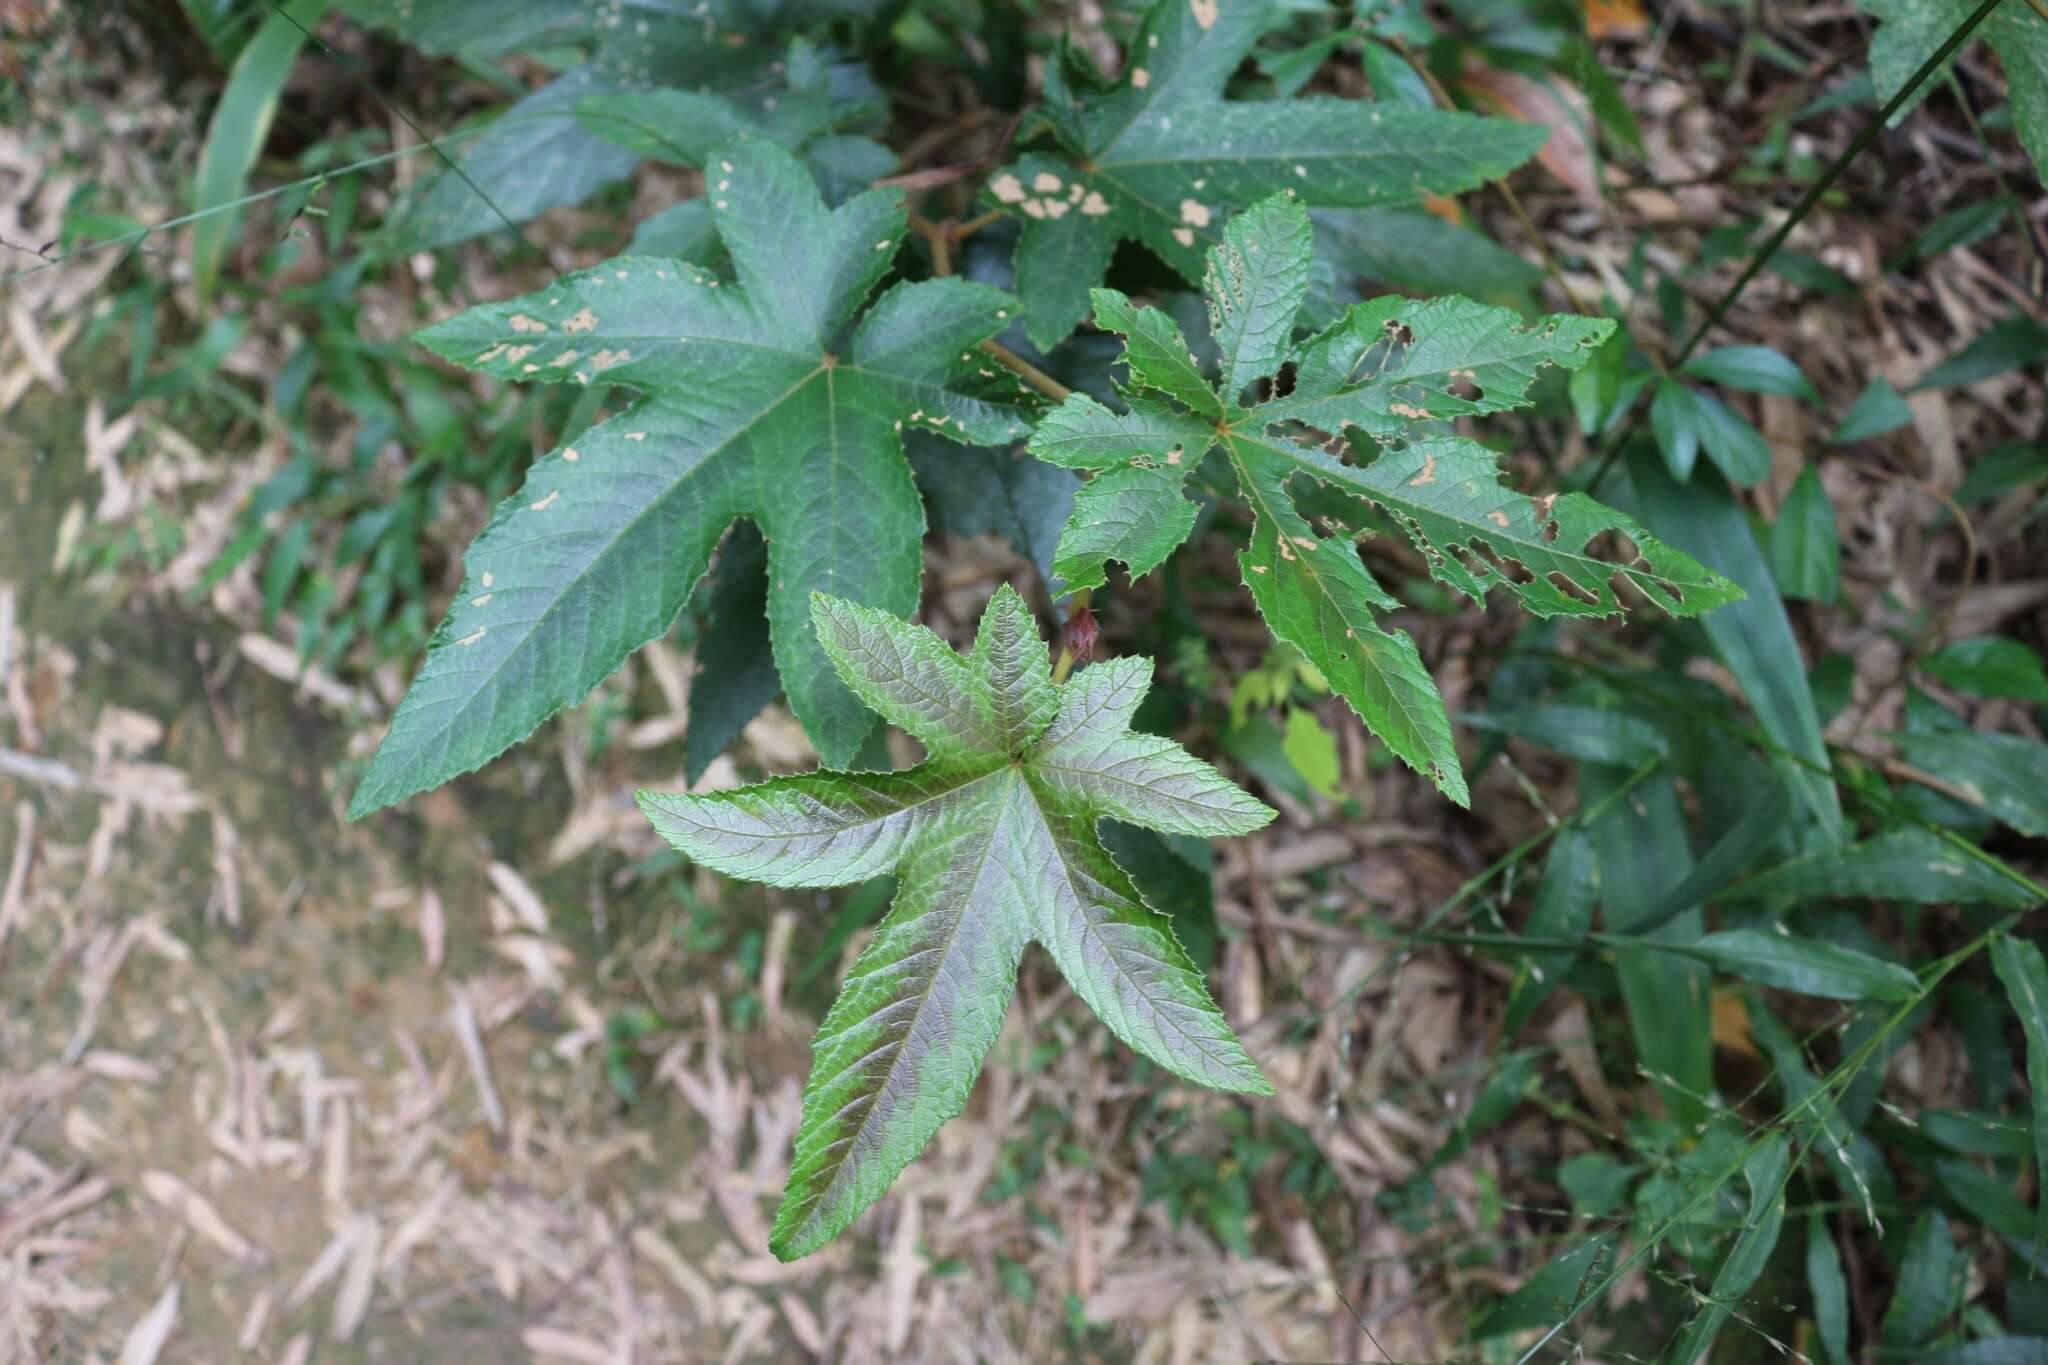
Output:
1626 450 1844 843
191 0 331 308
1990 934 2048 1256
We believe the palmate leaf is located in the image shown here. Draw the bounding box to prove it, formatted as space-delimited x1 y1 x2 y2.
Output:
349 137 1033 817
980 0 1548 348
640 587 1273 1259
1030 195 1744 806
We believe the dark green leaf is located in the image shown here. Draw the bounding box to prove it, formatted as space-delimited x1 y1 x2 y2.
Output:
1503 826 1596 1037
985 0 1546 347
1882 1210 1965 1348
1899 728 2048 836
1808 1212 1851 1365
1651 379 1702 481
1474 1236 1614 1338
352 140 1035 815
1991 934 2048 1254
1303 206 1541 320
1923 636 2048 704
683 523 778 785
1898 197 2016 264
639 588 1274 1259
1915 316 2048 390
1955 442 2048 507
909 438 1080 593
1722 828 2034 907
1635 778 1793 934
1771 464 1842 604
1679 929 1918 1001
385 63 643 252
1465 704 1669 766
1589 766 1711 1129
1626 452 1844 841
1682 345 1819 401
1670 1138 1789 1363
1832 375 1916 442
1691 388 1773 486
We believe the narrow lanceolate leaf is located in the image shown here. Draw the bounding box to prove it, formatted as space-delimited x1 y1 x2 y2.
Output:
982 0 1546 347
1033 194 1741 805
1680 929 1919 1002
1719 828 2034 908
1990 935 2048 1253
191 0 330 308
351 137 1032 816
639 587 1274 1259
1670 1139 1790 1363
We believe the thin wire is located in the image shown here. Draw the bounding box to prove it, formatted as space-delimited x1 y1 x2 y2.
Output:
0 134 497 287
256 0 538 253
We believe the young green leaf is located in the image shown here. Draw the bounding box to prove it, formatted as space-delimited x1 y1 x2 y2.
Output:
639 587 1273 1259
1028 195 1740 804
981 0 1547 347
350 138 1033 817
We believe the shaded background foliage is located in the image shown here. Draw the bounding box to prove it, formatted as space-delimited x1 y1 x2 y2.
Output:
2 0 2048 1360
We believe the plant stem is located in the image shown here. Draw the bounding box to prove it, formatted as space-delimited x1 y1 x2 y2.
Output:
1584 0 2011 495
953 208 1004 239
1387 34 1591 318
1049 588 1093 684
980 339 1071 402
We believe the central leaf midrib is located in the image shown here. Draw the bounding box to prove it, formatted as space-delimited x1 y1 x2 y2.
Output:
1023 791 1246 1073
1231 427 1621 581
796 767 1025 1241
1223 434 1449 742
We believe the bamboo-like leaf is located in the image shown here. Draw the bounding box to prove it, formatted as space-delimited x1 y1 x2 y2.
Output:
1670 1140 1791 1363
640 586 1273 1259
1990 935 2048 1254
190 0 330 308
1681 929 1919 1001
